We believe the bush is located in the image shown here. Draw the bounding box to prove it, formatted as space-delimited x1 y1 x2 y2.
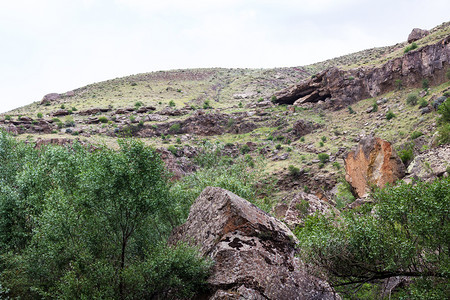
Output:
398 146 414 164
395 79 403 90
419 98 428 108
98 116 108 123
332 162 341 170
238 102 243 108
348 106 356 114
37 112 43 118
404 42 418 53
134 101 143 108
71 107 77 111
275 144 282 150
318 153 329 163
386 110 396 120
271 95 277 103
296 177 450 298
240 144 250 154
5 115 11 120
300 137 305 142
422 78 429 90
203 100 211 109
169 100 176 107
321 136 327 142
288 165 301 177
406 93 418 106
410 131 423 140
167 145 178 156
372 101 378 112
169 123 181 133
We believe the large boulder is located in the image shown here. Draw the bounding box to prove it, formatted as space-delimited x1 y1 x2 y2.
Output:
169 187 337 300
344 136 405 198
407 28 430 43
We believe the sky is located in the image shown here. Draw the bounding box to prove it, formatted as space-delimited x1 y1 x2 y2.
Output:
1 0 449 113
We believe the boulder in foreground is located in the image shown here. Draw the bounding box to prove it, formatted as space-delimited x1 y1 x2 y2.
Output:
169 186 337 300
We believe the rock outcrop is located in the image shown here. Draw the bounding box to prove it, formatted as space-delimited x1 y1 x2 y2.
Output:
40 93 60 105
406 144 450 181
407 28 430 43
169 187 337 300
274 192 335 229
344 136 405 198
273 36 450 109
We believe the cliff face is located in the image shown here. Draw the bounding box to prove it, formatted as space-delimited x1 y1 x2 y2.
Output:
274 36 450 109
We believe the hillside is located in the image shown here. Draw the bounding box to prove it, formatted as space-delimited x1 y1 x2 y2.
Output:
0 21 449 299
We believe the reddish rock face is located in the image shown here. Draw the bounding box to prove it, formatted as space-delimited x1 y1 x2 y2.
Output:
169 187 337 300
344 136 405 198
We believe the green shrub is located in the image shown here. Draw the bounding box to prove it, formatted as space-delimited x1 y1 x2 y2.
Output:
271 95 277 103
295 199 310 217
386 110 396 120
406 93 418 106
130 82 137 86
167 145 178 156
348 106 356 114
275 144 282 150
398 147 414 164
321 136 327 142
240 144 251 154
60 104 65 109
318 153 329 163
71 107 77 111
372 101 378 112
203 100 211 109
288 165 301 177
332 162 341 170
267 135 273 141
300 137 305 142
176 138 181 144
257 97 264 103
98 116 108 123
37 112 43 118
404 42 418 53
169 123 181 133
238 102 243 108
5 115 11 120
422 78 429 90
134 101 143 108
169 100 176 107
419 98 428 108
319 141 324 147
129 115 136 122
410 131 423 140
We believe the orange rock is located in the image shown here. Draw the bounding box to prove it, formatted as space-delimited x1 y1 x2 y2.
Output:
344 136 405 197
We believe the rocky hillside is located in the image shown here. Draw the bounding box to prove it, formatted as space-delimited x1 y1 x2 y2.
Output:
1 21 449 299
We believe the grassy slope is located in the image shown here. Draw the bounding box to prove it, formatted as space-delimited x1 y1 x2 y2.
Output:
2 21 449 203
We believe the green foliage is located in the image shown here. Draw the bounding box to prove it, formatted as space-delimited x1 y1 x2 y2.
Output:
296 177 450 298
169 123 181 133
4 115 11 121
275 144 282 150
288 165 301 177
295 199 310 217
240 144 251 154
271 95 277 103
300 136 305 142
395 79 403 90
398 143 414 165
410 131 423 140
422 78 429 89
71 107 77 111
317 153 329 163
169 100 175 107
203 100 211 109
168 145 178 156
348 106 356 114
419 98 428 108
0 135 210 298
257 97 263 102
386 110 396 120
332 162 341 170
134 101 143 108
238 102 243 108
372 101 378 112
437 98 450 144
406 93 418 105
335 178 355 209
36 112 43 118
404 42 418 53
98 116 108 123
60 104 65 109
321 136 327 142
319 141 324 147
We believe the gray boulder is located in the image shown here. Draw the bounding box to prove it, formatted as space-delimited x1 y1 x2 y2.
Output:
169 187 337 300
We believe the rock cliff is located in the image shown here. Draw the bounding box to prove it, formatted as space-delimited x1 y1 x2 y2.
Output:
169 187 338 300
273 36 450 109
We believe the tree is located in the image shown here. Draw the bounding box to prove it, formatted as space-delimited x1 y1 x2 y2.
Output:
296 177 450 299
0 136 210 299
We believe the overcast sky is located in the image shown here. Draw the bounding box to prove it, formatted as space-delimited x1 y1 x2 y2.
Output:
1 0 449 113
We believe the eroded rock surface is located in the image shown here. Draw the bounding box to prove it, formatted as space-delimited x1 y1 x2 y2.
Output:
407 28 430 43
273 36 450 109
407 144 450 181
344 136 405 198
169 187 337 300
